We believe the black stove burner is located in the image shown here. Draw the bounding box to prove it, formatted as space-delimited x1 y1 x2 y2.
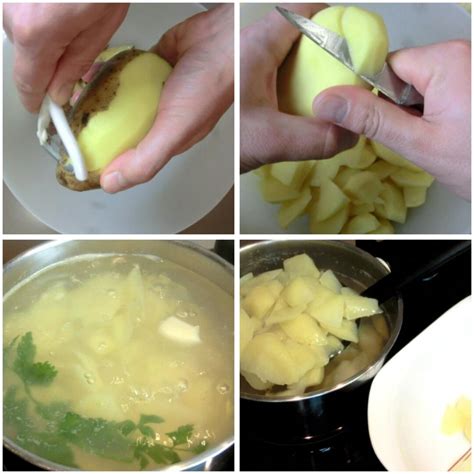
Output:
240 240 471 471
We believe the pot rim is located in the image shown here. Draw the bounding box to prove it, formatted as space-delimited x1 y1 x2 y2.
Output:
239 240 403 403
3 239 235 470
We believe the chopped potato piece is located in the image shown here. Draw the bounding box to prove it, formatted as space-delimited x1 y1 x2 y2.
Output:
278 187 312 229
243 285 276 319
403 186 428 208
281 277 316 307
266 303 306 326
319 269 343 293
309 159 341 187
390 169 434 188
260 176 301 202
240 269 282 296
283 253 320 278
321 319 359 343
343 171 383 204
242 371 273 391
334 167 358 188
372 314 389 341
346 143 377 169
241 333 320 385
366 159 397 180
307 294 345 328
371 141 422 172
343 293 381 319
376 182 407 224
310 205 349 234
368 217 395 234
240 309 255 354
313 179 349 222
342 213 380 234
350 202 375 216
271 161 314 188
287 366 324 394
280 313 328 347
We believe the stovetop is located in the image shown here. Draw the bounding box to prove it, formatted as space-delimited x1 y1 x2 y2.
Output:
240 240 471 471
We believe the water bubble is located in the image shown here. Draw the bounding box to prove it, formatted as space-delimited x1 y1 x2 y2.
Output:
177 379 189 392
84 372 95 384
217 383 230 395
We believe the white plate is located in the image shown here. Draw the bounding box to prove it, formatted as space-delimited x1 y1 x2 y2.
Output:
368 296 472 471
240 3 471 234
3 3 234 234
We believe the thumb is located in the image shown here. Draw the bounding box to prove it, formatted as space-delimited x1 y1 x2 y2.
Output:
313 86 427 163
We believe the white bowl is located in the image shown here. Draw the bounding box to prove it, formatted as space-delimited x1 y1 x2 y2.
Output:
368 296 472 471
240 3 471 234
3 3 234 234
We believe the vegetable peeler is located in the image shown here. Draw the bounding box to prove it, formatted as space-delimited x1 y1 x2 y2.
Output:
276 6 424 107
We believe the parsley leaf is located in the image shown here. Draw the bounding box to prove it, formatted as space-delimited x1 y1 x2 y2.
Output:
166 424 194 446
138 414 164 425
59 412 134 462
12 332 57 385
191 440 209 455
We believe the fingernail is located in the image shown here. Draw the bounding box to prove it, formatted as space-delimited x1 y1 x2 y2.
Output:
102 171 128 194
314 95 349 124
54 83 73 106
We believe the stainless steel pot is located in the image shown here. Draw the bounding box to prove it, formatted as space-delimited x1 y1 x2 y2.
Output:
3 240 234 471
240 240 402 442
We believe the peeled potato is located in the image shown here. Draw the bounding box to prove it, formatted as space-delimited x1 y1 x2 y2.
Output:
240 309 255 354
342 213 380 234
319 270 342 294
242 285 276 319
310 205 349 234
376 182 407 224
307 294 345 328
271 161 314 188
260 177 300 202
281 277 316 307
58 49 172 191
403 186 428 208
370 141 421 172
343 171 383 204
343 293 381 319
242 370 273 391
341 6 388 76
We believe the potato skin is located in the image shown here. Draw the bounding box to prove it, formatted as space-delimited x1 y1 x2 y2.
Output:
56 158 101 191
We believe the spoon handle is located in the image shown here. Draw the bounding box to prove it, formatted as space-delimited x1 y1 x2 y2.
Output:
362 241 470 303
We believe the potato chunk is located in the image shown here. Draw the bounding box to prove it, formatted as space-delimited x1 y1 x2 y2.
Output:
281 277 316 307
313 179 349 222
307 294 345 328
243 285 276 319
241 333 319 385
283 253 320 278
280 313 328 347
343 293 381 319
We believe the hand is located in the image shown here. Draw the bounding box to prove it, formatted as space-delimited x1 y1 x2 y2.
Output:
3 3 129 112
240 3 358 174
100 4 234 193
313 41 472 200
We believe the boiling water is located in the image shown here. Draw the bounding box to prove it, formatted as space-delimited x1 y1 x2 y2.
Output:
4 254 233 470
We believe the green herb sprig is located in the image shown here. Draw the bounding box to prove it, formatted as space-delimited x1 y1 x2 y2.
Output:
4 332 208 469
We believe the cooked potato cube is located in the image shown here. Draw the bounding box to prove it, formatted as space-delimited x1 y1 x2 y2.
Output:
283 253 320 278
240 309 255 354
281 277 316 307
357 318 384 359
319 270 342 293
242 370 273 391
278 187 312 229
287 366 324 394
372 314 390 341
266 279 284 299
240 273 254 285
342 213 380 234
241 332 320 385
343 293 381 319
307 294 345 328
280 313 328 346
243 285 276 319
266 303 306 326
240 269 282 296
324 334 344 358
321 319 359 343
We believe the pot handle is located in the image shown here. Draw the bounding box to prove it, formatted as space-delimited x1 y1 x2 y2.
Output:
362 241 470 303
